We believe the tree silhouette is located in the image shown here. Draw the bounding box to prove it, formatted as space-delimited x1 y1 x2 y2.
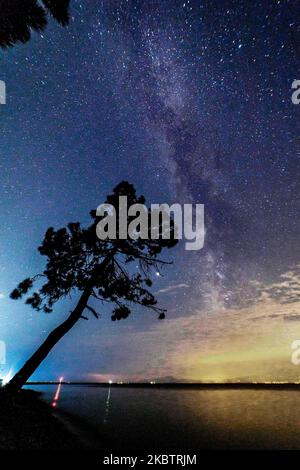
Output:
6 182 177 393
0 0 70 48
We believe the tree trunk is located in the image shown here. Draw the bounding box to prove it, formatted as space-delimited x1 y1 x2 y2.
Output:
5 253 114 394
4 286 91 394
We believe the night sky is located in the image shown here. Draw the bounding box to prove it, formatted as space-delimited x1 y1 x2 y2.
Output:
0 0 300 383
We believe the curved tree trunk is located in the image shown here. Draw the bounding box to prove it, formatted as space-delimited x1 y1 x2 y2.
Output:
5 252 114 395
4 286 92 394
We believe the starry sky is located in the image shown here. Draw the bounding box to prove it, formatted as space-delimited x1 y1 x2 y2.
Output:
0 0 300 383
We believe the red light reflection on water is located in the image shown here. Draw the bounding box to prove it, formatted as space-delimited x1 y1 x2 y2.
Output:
51 376 63 408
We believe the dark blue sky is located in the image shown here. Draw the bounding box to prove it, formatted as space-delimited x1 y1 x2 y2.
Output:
0 0 299 382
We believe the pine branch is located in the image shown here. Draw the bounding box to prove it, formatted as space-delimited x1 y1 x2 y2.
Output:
85 305 100 319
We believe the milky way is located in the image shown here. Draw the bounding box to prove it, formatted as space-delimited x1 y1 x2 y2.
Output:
100 0 300 312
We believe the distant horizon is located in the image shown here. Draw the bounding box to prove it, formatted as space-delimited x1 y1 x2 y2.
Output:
25 380 300 386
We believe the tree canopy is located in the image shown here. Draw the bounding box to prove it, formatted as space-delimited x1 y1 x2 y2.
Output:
0 0 70 48
11 181 178 322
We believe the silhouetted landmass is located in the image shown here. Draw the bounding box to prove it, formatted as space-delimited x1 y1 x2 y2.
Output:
26 381 300 389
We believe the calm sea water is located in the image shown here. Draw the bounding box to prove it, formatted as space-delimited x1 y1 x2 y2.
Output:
27 385 300 450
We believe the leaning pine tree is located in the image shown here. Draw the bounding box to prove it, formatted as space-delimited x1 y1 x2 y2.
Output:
5 182 177 394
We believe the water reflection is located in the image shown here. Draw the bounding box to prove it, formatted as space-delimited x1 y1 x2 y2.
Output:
103 386 111 424
27 385 300 450
51 377 63 408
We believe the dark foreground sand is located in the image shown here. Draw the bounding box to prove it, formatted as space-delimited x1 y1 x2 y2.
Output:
0 389 85 450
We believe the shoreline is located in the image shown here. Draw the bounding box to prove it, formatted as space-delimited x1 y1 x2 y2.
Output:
0 389 90 451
